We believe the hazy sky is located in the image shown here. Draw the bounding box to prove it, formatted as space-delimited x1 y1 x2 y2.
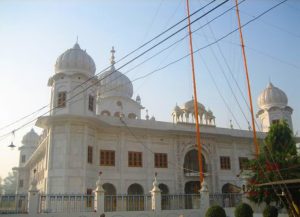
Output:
0 0 299 178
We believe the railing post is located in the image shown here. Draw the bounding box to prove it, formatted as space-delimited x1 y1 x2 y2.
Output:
94 172 105 214
150 173 161 212
200 178 209 212
28 176 39 215
239 170 253 203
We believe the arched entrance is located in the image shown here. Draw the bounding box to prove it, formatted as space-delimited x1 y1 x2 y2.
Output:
184 181 200 209
159 183 169 210
183 149 207 176
127 183 144 211
221 183 241 207
103 183 117 211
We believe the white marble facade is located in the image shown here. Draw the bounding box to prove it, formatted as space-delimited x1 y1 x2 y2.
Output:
16 43 293 195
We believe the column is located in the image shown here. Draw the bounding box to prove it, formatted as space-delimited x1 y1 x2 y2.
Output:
28 174 39 216
200 178 209 212
94 172 105 214
150 174 161 212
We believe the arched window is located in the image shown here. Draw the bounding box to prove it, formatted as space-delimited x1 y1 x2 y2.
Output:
127 184 144 211
184 181 200 209
158 184 169 194
114 112 121 118
159 184 169 210
183 149 207 176
128 113 137 119
103 183 117 212
221 183 241 207
101 110 111 116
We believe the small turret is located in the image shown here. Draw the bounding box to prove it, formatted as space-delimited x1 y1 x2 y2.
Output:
19 129 39 166
257 82 293 132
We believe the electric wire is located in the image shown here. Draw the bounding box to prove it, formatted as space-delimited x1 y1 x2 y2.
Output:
0 0 289 148
0 0 220 133
2 1 296 205
101 0 246 96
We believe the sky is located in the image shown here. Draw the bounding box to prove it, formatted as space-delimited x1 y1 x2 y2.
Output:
0 0 299 179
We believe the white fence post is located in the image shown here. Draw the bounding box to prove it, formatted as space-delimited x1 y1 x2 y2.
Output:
200 179 209 212
28 176 39 215
94 173 105 214
150 174 161 212
239 170 253 203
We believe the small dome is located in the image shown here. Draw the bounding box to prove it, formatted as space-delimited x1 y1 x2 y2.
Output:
55 43 96 76
258 82 288 109
98 47 133 98
136 95 141 103
99 69 133 98
207 109 213 115
173 104 181 112
183 99 205 112
22 129 39 147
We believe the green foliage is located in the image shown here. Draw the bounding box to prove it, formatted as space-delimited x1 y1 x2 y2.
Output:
2 171 17 194
263 206 278 217
234 203 253 217
265 120 296 157
246 120 300 214
205 205 226 217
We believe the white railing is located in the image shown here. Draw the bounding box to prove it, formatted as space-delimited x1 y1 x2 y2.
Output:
104 194 152 212
39 194 95 213
161 194 200 210
0 194 28 214
1 192 209 214
209 193 242 208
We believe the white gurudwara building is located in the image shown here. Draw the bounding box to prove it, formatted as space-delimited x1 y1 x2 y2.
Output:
15 43 294 197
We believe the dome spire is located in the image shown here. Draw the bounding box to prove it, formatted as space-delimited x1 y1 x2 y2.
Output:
110 46 116 69
73 36 80 49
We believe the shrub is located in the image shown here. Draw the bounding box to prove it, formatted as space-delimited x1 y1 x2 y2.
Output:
205 205 226 217
263 206 278 217
235 203 253 217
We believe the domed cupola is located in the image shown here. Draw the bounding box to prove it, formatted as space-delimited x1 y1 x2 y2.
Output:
22 129 39 147
55 42 96 76
183 99 205 113
98 47 133 99
257 82 293 132
258 82 288 109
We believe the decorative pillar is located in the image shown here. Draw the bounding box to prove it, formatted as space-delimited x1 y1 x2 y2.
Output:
28 171 39 215
94 172 105 214
239 170 253 203
150 173 161 212
200 178 209 212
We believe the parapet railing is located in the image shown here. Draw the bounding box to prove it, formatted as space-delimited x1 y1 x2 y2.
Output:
161 194 200 210
104 194 152 212
0 194 28 214
209 193 242 208
39 194 95 213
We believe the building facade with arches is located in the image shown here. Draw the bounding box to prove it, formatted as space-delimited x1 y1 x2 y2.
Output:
15 43 295 199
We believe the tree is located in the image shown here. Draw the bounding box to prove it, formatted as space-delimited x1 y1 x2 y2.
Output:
263 206 278 217
234 203 253 217
246 120 300 217
0 176 3 194
205 205 226 217
2 170 17 194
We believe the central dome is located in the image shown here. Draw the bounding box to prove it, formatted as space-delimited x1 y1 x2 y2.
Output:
99 68 133 98
258 82 288 109
183 99 205 112
55 43 96 76
98 47 133 98
22 129 39 147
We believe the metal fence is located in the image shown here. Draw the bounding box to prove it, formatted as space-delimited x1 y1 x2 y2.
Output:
161 194 200 210
104 194 152 212
0 194 28 214
39 194 95 213
209 193 242 208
